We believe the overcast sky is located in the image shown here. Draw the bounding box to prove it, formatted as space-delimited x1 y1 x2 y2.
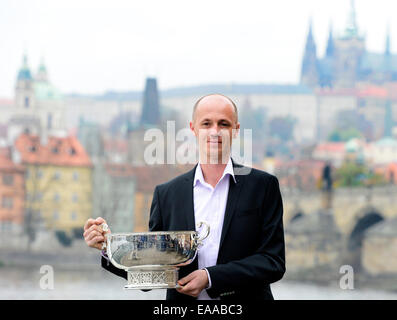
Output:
0 0 396 98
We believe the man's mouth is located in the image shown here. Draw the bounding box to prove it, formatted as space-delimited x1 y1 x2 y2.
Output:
207 140 221 144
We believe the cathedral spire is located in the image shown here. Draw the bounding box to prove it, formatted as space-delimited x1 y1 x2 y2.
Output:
23 52 28 67
326 22 334 57
344 0 359 38
385 23 391 56
306 18 315 47
300 18 318 87
36 56 48 82
303 18 316 57
17 52 32 81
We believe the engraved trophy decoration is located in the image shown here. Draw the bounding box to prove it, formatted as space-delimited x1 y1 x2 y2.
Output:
101 222 210 289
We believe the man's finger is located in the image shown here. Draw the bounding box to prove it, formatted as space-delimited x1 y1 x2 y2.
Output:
84 218 95 231
84 217 106 232
83 224 103 238
85 230 103 242
87 235 105 247
84 230 97 242
95 217 106 225
176 282 192 293
177 272 195 286
176 282 198 297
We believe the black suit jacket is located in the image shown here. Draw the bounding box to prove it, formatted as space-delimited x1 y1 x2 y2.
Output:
101 161 285 300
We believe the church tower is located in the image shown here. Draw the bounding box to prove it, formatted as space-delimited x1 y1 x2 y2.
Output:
325 23 335 58
10 53 67 147
15 53 36 110
318 23 336 88
300 19 318 88
383 25 393 82
9 53 41 147
332 0 365 88
36 58 48 83
140 77 160 127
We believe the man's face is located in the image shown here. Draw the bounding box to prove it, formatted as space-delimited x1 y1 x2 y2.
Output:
190 95 240 164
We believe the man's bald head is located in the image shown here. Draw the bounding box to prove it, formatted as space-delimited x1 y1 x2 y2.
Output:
192 94 238 123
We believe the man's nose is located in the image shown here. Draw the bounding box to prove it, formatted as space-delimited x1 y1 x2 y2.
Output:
208 124 221 135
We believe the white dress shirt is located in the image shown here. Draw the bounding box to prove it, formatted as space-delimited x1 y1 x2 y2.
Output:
193 157 236 300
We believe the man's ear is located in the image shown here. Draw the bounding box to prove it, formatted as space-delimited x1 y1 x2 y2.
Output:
189 121 196 136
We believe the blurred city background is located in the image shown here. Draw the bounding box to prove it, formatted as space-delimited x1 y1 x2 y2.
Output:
0 0 397 299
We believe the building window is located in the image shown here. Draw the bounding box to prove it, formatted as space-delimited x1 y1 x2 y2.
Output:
1 196 13 209
35 192 43 202
2 174 13 186
72 193 78 203
53 193 60 202
53 211 59 221
54 171 61 180
24 96 29 108
72 171 79 181
71 212 77 221
36 169 43 179
1 221 13 232
47 113 52 130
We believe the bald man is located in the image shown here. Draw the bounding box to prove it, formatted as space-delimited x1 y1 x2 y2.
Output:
84 94 285 300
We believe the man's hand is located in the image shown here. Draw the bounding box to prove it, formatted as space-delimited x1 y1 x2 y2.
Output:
176 269 209 297
83 217 110 250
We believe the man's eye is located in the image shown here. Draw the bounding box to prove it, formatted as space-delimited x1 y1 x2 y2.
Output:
202 123 209 126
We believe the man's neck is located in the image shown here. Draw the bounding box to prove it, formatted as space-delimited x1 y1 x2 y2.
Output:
199 156 230 188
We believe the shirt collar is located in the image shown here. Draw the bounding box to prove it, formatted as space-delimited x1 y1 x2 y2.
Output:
193 157 236 187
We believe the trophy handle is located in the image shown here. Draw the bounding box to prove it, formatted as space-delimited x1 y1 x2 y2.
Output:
100 223 109 250
196 221 210 244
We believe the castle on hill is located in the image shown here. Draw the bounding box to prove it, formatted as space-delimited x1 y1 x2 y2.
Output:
300 0 397 88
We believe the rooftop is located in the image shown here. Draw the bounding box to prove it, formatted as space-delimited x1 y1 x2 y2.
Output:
0 147 25 172
314 142 346 153
34 81 63 101
14 133 92 167
375 137 397 148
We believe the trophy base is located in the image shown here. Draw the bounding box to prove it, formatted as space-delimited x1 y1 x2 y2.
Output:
124 267 180 290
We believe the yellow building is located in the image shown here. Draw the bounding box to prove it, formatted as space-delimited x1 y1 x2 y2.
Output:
15 134 93 236
130 164 194 232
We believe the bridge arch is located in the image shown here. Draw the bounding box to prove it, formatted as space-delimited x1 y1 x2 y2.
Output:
346 206 385 270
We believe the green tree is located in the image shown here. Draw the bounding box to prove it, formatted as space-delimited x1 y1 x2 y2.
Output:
328 127 362 142
334 161 386 187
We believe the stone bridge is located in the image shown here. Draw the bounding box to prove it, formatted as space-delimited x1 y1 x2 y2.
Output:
280 186 397 289
282 186 397 236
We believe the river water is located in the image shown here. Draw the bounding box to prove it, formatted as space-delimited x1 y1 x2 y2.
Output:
1 266 397 300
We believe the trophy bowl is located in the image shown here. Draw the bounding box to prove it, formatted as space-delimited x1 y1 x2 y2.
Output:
101 222 210 290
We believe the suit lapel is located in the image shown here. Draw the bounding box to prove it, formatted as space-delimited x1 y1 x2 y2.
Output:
182 161 246 245
218 161 246 251
182 165 197 231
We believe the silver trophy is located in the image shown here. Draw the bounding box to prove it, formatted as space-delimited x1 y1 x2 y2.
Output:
101 222 210 289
